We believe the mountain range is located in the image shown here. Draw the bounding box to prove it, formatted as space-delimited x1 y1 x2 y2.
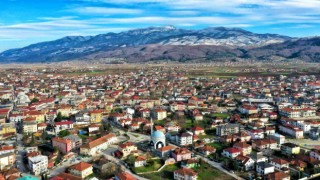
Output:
1 26 320 63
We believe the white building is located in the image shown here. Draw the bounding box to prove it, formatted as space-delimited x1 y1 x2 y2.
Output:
256 162 274 175
279 124 304 139
176 132 193 146
28 155 48 175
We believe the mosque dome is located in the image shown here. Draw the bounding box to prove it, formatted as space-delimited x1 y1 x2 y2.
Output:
152 130 165 139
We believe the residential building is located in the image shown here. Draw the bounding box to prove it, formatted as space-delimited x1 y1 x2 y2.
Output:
28 155 48 175
69 162 93 178
216 124 240 136
80 133 117 156
52 137 73 154
172 148 192 162
174 167 198 180
256 162 275 175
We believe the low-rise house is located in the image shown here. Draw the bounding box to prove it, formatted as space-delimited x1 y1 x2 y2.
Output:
198 145 216 156
181 159 199 168
270 158 289 171
191 126 205 135
118 142 137 157
249 152 267 163
134 156 147 167
222 147 241 159
156 145 175 159
279 124 303 139
233 142 252 155
310 150 320 161
252 138 277 151
54 121 73 134
152 109 167 120
115 172 137 180
235 155 255 171
69 162 93 178
256 162 275 175
248 129 264 140
172 148 192 162
265 171 290 180
281 143 300 156
174 167 198 180
80 133 117 156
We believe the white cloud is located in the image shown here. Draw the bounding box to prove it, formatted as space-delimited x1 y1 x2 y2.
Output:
74 7 142 15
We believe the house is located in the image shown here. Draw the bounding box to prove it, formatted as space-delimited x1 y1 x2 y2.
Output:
222 147 241 159
28 155 48 175
64 134 82 149
115 172 137 180
252 138 278 151
235 155 255 171
238 105 258 115
249 152 267 163
256 162 275 175
1 168 21 179
176 132 193 146
52 137 73 154
0 151 15 170
172 148 192 162
174 167 198 180
182 159 199 168
22 122 38 134
233 142 252 155
89 110 103 123
268 133 285 144
198 145 216 156
118 142 137 157
69 162 93 178
233 131 251 142
310 149 320 161
216 124 240 136
265 171 290 180
279 124 303 139
54 121 73 134
281 143 300 156
156 145 175 159
270 158 289 171
152 109 167 120
134 156 147 167
51 172 83 180
191 126 205 135
80 133 117 156
248 129 264 140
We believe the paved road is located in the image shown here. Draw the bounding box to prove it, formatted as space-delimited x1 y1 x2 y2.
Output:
16 133 30 174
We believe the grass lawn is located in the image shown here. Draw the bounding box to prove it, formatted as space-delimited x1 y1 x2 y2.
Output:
139 164 179 180
134 159 163 173
207 142 225 151
182 119 194 129
210 113 230 119
193 162 235 180
78 134 89 139
199 134 215 139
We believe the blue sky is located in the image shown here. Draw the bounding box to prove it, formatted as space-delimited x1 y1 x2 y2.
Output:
1 0 320 52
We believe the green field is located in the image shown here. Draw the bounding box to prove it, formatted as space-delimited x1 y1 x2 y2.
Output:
139 164 179 180
134 159 163 173
193 161 235 180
